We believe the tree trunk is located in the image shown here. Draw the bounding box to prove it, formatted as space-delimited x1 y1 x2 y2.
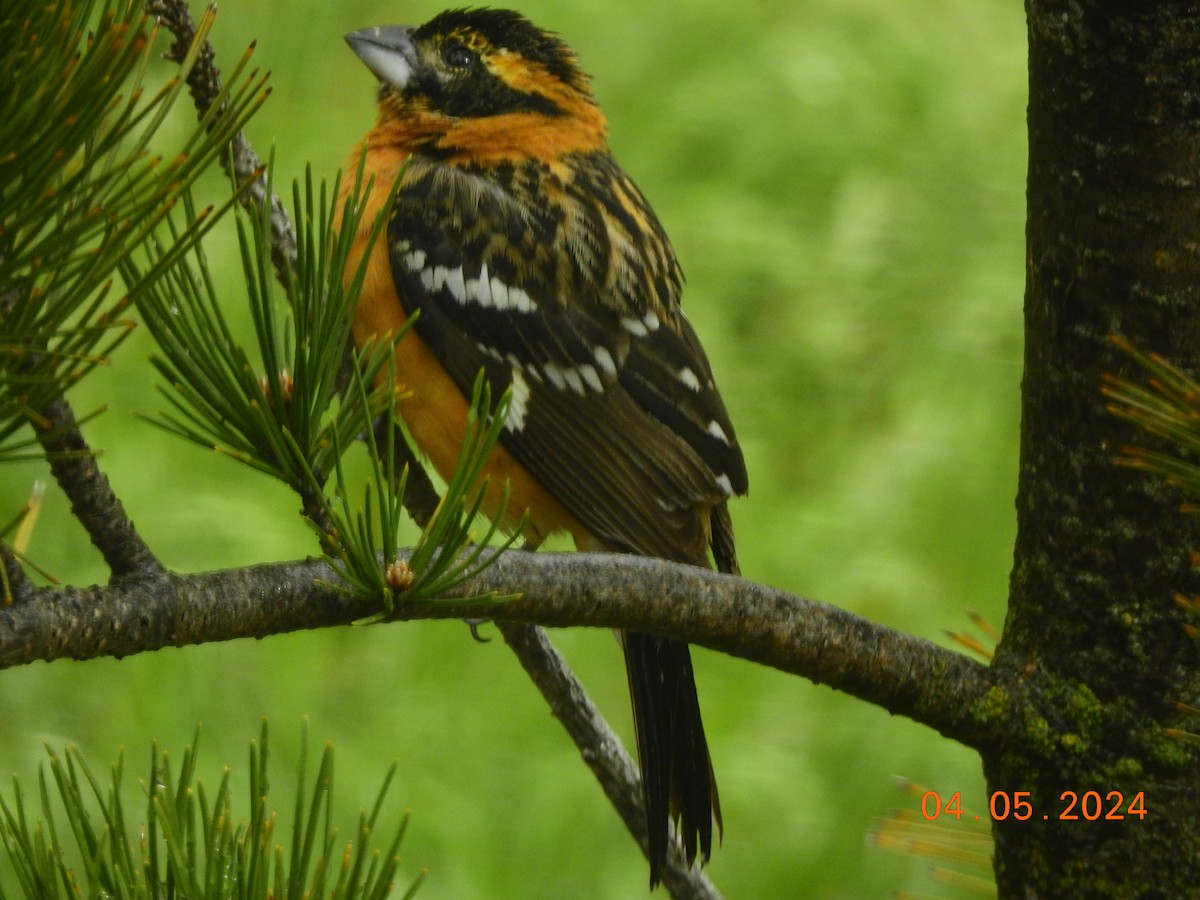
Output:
991 2 1200 894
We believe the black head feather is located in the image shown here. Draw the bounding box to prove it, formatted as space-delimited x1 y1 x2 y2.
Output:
415 8 590 95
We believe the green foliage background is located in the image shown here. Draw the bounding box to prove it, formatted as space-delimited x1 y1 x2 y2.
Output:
0 0 1025 896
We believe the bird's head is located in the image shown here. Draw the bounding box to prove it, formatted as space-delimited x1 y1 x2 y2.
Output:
346 7 606 161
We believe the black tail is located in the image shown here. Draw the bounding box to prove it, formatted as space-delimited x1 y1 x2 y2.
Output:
623 630 721 887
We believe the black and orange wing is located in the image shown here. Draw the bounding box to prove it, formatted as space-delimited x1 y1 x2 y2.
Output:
388 152 747 562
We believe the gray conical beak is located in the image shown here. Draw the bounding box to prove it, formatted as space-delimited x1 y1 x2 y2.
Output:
345 26 418 89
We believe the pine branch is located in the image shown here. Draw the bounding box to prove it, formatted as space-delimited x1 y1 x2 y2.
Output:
1 0 264 468
148 0 298 282
35 395 163 580
497 620 721 899
0 552 998 750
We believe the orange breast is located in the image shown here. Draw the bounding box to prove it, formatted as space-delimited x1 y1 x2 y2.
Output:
340 141 589 547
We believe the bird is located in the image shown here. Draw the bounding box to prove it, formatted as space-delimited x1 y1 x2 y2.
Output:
339 8 748 885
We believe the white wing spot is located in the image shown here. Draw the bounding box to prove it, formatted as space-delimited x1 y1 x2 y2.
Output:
678 367 701 391
423 264 534 312
490 277 511 309
593 345 617 376
540 362 590 395
464 277 483 305
542 362 567 391
475 342 503 362
715 473 734 496
507 284 536 312
642 310 661 332
562 367 585 396
475 262 494 306
506 368 530 432
707 420 731 444
403 249 427 271
445 265 467 304
579 364 603 393
621 316 648 337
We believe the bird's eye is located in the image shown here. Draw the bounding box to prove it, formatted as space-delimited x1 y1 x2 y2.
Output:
441 42 477 69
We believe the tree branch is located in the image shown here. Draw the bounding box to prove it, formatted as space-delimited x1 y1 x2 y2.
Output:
497 620 721 899
0 552 997 749
148 0 297 281
35 395 163 580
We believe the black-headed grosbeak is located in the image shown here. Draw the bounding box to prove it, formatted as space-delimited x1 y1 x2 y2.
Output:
340 8 747 885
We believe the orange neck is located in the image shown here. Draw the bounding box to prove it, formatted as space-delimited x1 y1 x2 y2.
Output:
365 81 607 167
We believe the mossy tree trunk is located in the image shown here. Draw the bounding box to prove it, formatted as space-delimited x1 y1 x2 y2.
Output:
989 2 1200 894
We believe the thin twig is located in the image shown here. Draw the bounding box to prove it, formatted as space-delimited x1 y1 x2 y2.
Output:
0 543 34 605
35 395 163 580
498 620 722 899
148 0 297 280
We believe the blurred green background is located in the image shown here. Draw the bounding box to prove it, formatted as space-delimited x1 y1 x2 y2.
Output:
1 0 1026 896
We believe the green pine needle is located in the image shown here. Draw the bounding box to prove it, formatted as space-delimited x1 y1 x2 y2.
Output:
135 151 520 611
0 720 421 899
1103 334 1200 502
130 160 398 497
392 373 527 608
325 370 526 613
3 0 523 615
0 0 268 463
